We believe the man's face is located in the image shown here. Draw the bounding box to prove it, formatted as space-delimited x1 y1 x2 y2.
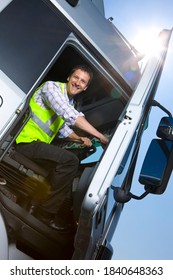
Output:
67 69 90 97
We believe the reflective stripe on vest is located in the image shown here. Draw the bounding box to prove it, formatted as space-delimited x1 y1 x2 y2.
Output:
31 112 57 137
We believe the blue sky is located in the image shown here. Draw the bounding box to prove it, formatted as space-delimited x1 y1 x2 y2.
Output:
104 0 173 259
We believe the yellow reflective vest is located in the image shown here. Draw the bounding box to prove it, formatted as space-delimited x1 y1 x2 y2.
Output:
16 82 66 144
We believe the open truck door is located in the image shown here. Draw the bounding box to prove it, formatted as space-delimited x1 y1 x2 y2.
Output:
0 0 172 259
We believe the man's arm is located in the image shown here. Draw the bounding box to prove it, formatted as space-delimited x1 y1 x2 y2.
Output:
59 116 109 147
75 115 108 144
42 82 108 145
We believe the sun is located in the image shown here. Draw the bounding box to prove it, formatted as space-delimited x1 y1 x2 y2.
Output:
132 27 163 58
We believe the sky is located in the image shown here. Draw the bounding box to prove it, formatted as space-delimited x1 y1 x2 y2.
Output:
103 0 173 260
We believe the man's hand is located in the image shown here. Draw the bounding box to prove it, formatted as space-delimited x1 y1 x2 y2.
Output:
67 132 92 147
99 133 109 145
79 137 92 147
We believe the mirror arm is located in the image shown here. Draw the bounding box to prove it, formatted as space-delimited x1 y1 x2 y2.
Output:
152 100 172 118
129 190 149 200
113 187 150 203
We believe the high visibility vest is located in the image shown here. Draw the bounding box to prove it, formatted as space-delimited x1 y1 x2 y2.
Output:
16 82 66 144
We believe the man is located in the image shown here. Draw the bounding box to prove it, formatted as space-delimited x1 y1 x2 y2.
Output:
15 65 108 231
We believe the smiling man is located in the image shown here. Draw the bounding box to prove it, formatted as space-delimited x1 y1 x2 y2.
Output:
15 65 108 231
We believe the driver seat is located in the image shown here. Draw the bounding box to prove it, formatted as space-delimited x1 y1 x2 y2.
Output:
1 145 51 210
3 146 49 179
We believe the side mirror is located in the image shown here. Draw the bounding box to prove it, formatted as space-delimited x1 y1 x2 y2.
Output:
114 115 173 202
139 138 173 194
156 116 173 140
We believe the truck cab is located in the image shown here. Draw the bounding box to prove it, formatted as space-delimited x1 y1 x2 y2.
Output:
0 0 172 259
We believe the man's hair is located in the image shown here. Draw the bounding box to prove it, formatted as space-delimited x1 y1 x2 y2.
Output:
69 64 93 86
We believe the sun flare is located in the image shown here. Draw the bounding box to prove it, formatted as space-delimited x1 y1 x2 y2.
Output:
132 27 163 58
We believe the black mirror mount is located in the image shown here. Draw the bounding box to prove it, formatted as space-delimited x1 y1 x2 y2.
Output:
152 100 172 118
65 0 79 7
113 187 149 203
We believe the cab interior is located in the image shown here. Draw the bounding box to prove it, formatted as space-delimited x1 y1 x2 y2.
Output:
0 45 130 259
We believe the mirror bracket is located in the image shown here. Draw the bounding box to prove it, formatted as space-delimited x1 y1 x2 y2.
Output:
113 187 149 203
152 100 172 117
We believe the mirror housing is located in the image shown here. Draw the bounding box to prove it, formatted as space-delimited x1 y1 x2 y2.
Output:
157 116 173 140
139 138 173 194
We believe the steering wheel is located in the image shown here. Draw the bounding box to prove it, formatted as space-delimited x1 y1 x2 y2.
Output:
57 137 97 161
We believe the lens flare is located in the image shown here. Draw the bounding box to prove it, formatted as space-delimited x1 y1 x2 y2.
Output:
132 27 164 58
